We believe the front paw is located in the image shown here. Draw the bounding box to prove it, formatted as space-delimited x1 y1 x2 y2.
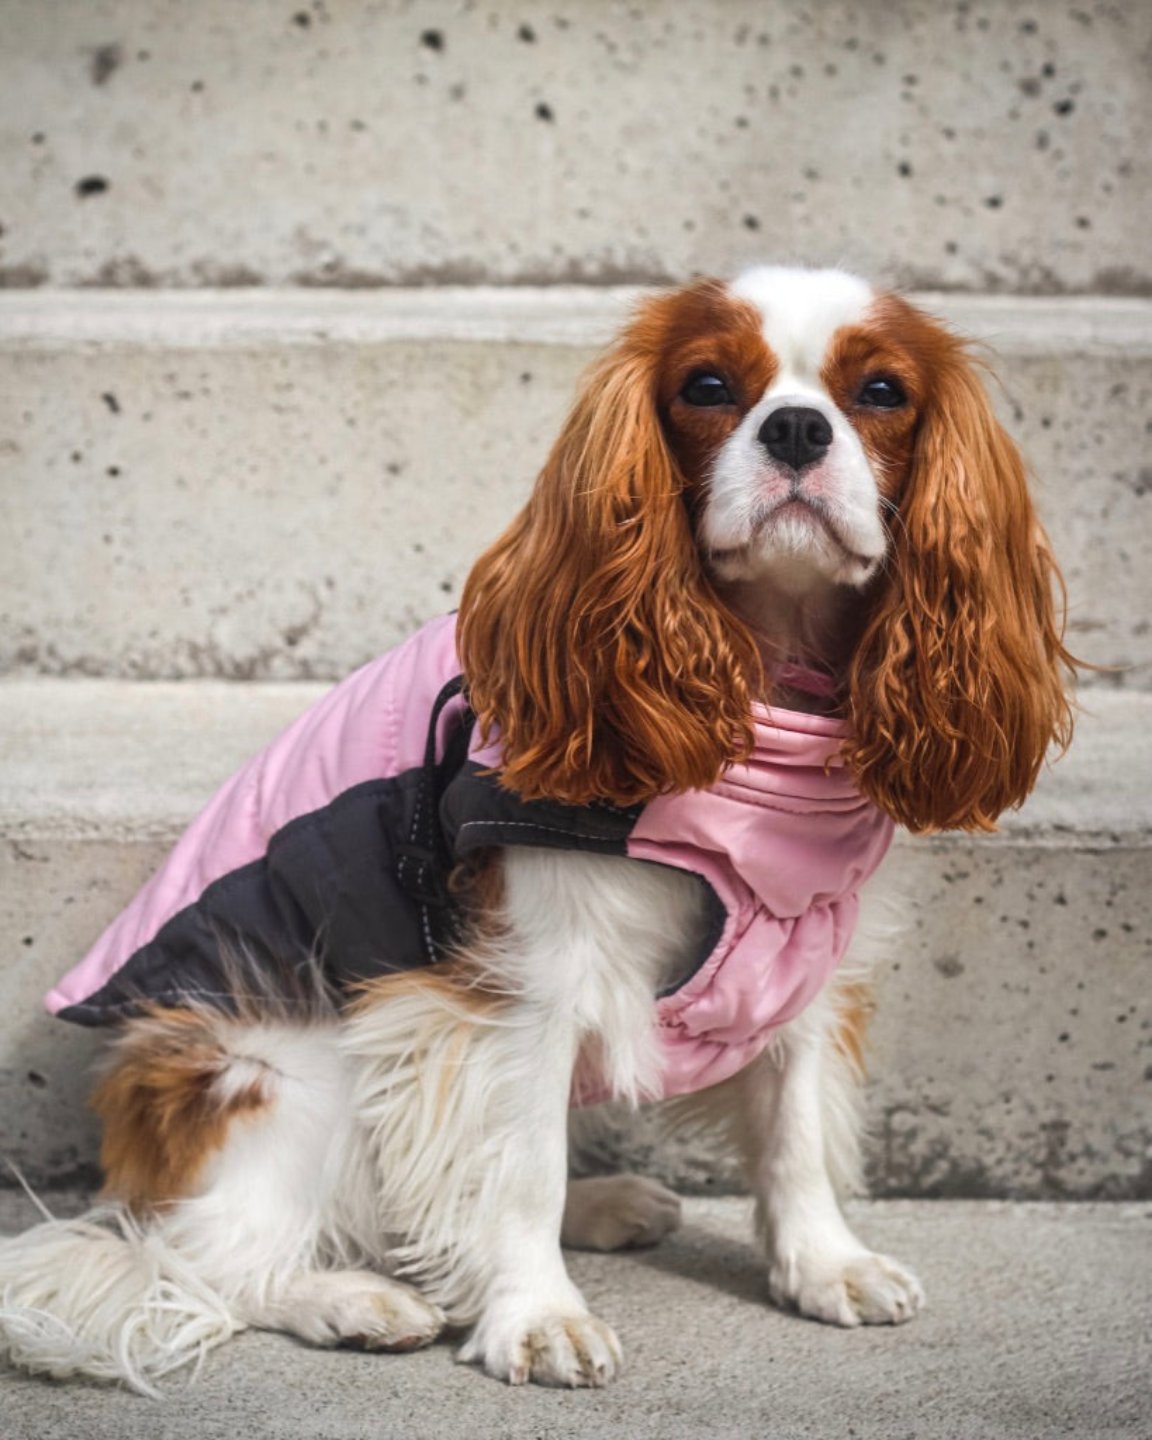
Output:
769 1247 925 1327
458 1309 623 1387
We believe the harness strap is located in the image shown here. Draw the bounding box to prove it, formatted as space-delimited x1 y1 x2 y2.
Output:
394 675 471 925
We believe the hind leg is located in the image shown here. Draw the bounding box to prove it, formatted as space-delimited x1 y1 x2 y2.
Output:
561 1176 681 1252
259 1270 444 1352
98 1010 445 1353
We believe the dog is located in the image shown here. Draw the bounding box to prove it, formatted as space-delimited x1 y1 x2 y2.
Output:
0 265 1074 1392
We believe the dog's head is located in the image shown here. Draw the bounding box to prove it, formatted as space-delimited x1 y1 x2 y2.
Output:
458 265 1074 831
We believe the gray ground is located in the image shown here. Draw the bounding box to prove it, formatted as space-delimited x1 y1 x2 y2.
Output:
0 1192 1148 1440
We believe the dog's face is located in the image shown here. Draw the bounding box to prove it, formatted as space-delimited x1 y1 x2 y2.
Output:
459 266 1074 832
651 266 961 595
661 268 894 590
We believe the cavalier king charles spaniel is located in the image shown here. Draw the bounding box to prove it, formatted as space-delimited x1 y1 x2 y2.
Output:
0 266 1073 1392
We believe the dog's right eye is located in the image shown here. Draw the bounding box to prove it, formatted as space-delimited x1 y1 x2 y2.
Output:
680 373 733 407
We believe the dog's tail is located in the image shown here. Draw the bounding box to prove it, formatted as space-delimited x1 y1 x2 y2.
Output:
0 938 344 1393
0 1197 242 1396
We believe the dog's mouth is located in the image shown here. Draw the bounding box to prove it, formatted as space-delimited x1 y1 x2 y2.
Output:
710 496 872 570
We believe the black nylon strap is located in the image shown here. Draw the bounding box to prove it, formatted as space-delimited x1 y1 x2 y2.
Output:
394 675 470 913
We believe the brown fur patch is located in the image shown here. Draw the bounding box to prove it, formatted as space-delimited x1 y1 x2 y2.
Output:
829 293 1076 832
652 280 778 494
350 959 508 1019
93 1008 269 1212
832 982 875 1078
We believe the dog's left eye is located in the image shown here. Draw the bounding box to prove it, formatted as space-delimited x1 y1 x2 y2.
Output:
858 376 907 409
680 372 734 407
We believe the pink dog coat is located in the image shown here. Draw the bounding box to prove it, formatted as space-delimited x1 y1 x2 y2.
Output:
47 614 893 1102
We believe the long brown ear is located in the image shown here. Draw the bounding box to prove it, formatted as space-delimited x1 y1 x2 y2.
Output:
457 297 759 807
845 329 1075 833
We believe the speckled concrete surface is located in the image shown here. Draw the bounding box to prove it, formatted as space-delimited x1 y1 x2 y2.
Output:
1 290 1149 683
1 0 1149 293
0 1192 1149 1440
0 685 1147 1197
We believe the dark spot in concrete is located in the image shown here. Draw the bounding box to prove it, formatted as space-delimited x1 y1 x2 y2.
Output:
984 195 1004 209
933 953 965 979
293 10 311 26
22 936 33 946
101 392 121 415
31 131 46 144
26 1071 46 1088
439 580 452 594
1058 1031 1070 1042
517 23 536 42
898 161 913 177
1053 98 1075 116
1042 62 1056 78
519 372 533 385
420 28 444 51
89 43 122 86
1019 18 1038 33
1093 928 1108 941
75 176 110 198
106 465 121 477
742 214 760 231
535 102 555 122
70 451 82 463
1018 76 1041 97
191 80 205 93
1075 215 1091 229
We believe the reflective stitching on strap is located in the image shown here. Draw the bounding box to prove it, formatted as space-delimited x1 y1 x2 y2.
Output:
457 818 628 843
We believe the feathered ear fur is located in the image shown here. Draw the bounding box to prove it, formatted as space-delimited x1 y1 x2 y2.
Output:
845 322 1075 833
457 294 760 807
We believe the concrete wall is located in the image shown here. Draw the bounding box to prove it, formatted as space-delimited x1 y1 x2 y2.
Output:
2 290 1149 684
1 0 1149 1201
2 0 1149 292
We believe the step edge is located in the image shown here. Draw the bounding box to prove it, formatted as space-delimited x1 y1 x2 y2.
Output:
2 288 1151 353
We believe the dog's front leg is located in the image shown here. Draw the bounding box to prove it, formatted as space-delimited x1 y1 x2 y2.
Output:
348 850 679 1386
452 1002 623 1388
735 989 925 1327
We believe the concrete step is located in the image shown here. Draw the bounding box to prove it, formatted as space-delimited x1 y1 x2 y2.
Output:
1 1189 1149 1439
2 288 1150 684
1 0 1148 293
0 679 1147 1199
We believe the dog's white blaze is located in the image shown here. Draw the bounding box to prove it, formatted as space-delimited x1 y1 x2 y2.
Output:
730 265 875 390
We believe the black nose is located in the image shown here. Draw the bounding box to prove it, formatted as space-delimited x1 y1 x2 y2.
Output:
758 406 833 471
